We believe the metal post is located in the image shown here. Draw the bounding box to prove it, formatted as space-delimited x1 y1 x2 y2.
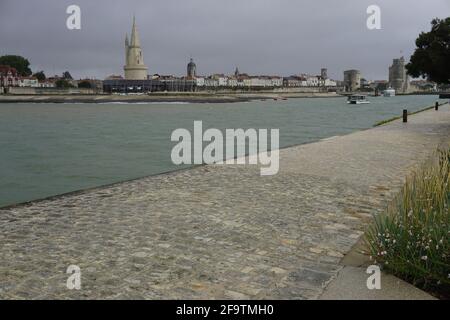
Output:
435 101 439 111
403 109 408 123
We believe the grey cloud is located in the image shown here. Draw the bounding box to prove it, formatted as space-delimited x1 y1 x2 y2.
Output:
0 0 448 80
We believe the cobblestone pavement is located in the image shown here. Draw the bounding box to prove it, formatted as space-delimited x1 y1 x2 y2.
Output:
1 104 450 299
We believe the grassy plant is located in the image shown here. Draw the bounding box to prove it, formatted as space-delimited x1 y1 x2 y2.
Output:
365 149 450 298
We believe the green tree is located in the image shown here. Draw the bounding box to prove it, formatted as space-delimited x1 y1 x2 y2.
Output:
62 71 73 80
77 80 92 89
55 79 73 88
33 71 46 81
406 17 450 84
0 55 32 76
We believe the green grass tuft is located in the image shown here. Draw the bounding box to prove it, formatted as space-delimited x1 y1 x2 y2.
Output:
365 149 450 299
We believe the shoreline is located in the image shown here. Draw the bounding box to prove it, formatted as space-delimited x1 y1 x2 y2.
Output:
0 92 342 104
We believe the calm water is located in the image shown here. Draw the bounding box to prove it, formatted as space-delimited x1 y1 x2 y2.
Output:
0 95 445 207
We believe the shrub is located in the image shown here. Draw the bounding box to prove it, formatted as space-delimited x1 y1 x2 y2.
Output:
365 149 450 298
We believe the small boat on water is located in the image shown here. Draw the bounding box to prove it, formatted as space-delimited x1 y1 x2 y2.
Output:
347 95 370 104
383 88 396 97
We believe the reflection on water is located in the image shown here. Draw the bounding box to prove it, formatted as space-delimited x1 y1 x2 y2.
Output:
0 95 444 207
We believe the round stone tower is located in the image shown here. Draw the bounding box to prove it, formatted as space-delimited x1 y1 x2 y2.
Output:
187 58 197 78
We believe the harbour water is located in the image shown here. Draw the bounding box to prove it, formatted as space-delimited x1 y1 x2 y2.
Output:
0 95 445 207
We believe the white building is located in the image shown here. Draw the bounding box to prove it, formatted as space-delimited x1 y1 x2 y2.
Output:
324 79 337 87
195 77 205 87
306 76 319 86
38 80 56 88
18 77 39 87
270 77 283 87
210 74 227 86
204 77 219 87
227 77 238 87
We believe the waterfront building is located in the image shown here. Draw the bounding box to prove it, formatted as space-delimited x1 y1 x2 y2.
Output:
389 57 409 94
105 75 124 80
211 74 228 87
242 76 252 87
195 77 205 87
324 78 337 87
360 78 372 90
187 58 197 79
249 77 267 87
124 17 148 80
267 76 283 87
370 80 388 94
103 77 195 93
409 80 437 92
204 77 219 88
75 79 104 92
227 76 238 87
306 75 319 87
283 76 304 87
343 69 361 92
18 77 39 87
38 80 56 88
0 65 19 88
282 72 337 88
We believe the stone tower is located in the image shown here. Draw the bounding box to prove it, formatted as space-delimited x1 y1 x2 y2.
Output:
343 69 361 92
389 56 409 94
187 58 197 78
321 68 328 79
124 16 148 80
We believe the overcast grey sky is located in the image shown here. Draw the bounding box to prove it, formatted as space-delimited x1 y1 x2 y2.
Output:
0 0 448 80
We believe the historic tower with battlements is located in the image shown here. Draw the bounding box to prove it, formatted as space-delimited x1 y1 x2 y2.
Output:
124 17 148 80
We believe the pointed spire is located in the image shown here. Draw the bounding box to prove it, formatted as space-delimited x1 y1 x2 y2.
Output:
130 15 141 47
125 33 129 47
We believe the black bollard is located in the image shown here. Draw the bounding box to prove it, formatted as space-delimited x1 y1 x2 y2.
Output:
435 101 439 111
403 109 408 123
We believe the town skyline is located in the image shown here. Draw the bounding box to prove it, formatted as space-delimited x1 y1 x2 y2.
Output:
1 0 449 80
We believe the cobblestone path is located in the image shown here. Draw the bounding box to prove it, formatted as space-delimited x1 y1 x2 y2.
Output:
1 104 449 299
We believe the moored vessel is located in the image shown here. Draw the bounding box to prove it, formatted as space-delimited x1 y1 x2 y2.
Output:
347 95 370 104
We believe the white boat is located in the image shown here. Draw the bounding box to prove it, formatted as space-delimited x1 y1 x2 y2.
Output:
383 88 396 97
347 95 370 104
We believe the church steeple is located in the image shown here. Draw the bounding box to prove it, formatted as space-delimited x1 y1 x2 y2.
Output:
125 33 129 65
130 15 141 48
124 16 148 80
